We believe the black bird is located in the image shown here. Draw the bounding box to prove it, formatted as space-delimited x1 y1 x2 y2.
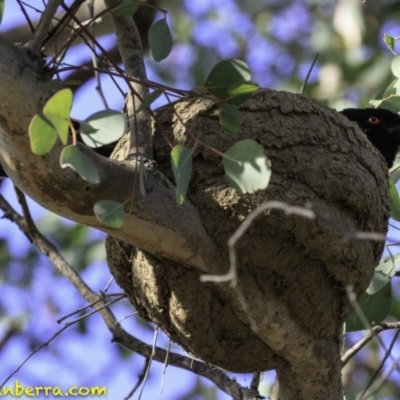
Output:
340 108 400 168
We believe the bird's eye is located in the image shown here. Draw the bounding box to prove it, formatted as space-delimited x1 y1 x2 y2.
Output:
368 117 381 124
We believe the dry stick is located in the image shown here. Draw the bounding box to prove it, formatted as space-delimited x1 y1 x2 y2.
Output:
342 322 400 366
0 296 123 389
201 200 384 285
124 358 151 400
0 195 256 400
137 327 159 400
359 329 400 400
161 340 172 393
300 53 319 95
16 0 35 33
26 0 63 54
57 293 126 323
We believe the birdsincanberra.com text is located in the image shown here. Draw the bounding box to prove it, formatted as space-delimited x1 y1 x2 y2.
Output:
0 381 107 397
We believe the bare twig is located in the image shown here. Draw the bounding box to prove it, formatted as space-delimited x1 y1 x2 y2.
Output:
359 330 400 400
124 358 151 400
26 0 63 54
300 53 319 95
201 200 385 285
342 322 400 365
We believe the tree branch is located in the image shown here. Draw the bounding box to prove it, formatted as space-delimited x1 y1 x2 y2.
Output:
25 0 63 54
0 37 223 277
0 193 260 400
104 0 152 159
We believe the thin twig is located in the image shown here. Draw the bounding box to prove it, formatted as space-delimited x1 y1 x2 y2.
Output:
137 327 158 400
300 53 319 95
359 329 400 400
124 358 151 400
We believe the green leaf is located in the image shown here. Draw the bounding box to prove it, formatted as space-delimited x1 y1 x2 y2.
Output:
367 253 400 295
0 0 4 25
42 79 62 91
94 200 124 228
227 82 259 104
384 33 396 54
171 145 192 204
389 178 400 221
138 89 164 111
60 145 99 184
148 18 173 62
42 88 73 145
204 59 252 99
113 0 139 17
222 139 271 195
391 55 400 78
220 104 243 134
29 113 58 155
80 110 126 148
346 282 392 332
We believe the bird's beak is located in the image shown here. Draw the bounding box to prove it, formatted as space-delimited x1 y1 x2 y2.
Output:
389 124 400 135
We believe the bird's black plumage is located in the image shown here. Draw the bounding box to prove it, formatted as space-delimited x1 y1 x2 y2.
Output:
340 108 400 168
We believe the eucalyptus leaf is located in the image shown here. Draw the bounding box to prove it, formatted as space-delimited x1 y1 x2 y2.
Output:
346 282 392 332
29 113 58 155
220 104 243 134
94 200 124 228
113 0 139 17
204 59 252 99
367 253 400 295
80 110 126 148
171 145 192 204
222 139 271 195
42 88 73 145
148 18 173 62
60 145 100 184
389 178 400 221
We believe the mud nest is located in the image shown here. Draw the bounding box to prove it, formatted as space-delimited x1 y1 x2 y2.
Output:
106 89 389 372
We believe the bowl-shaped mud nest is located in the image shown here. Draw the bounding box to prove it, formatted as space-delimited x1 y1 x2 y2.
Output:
106 89 389 372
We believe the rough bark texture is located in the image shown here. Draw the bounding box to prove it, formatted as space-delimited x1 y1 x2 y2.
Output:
106 89 389 398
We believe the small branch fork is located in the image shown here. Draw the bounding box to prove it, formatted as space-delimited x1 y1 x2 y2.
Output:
0 192 261 400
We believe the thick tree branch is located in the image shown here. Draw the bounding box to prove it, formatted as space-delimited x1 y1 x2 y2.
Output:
0 37 223 277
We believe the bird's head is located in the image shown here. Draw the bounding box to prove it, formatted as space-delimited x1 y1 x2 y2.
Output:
340 108 400 167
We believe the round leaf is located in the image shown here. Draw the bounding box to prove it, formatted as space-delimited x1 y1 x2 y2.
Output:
80 110 126 148
220 104 243 134
113 0 139 17
367 253 400 295
43 88 73 145
148 18 173 62
222 139 271 195
391 55 400 78
60 145 100 184
204 59 252 99
171 145 192 204
227 82 259 104
346 282 392 332
138 89 164 111
94 200 124 228
389 178 400 221
29 113 58 155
